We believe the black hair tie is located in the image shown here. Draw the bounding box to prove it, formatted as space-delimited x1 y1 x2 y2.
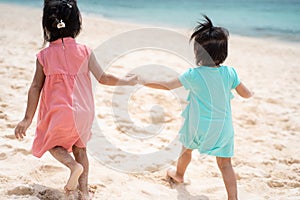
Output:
62 0 73 21
209 26 214 37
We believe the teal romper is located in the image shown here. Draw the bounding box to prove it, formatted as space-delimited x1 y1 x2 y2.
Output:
178 66 240 157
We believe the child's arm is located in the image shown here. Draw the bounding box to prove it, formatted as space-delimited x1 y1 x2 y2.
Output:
235 82 253 98
140 77 183 90
89 52 138 86
15 60 45 139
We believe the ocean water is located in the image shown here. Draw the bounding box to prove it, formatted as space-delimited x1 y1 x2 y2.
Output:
1 0 300 42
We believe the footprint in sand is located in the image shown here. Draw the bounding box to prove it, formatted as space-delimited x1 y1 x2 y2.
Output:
292 166 300 174
38 164 65 173
108 154 126 161
0 152 7 160
29 165 65 183
238 115 257 127
280 158 300 165
279 117 290 123
88 184 104 197
145 166 161 173
97 113 105 119
7 186 34 196
1 103 8 108
245 118 257 125
37 188 65 200
6 124 15 129
159 137 170 143
0 176 10 184
266 98 281 105
4 134 16 139
13 148 31 156
267 180 285 188
286 181 300 188
0 112 8 120
252 139 264 143
10 85 23 90
209 171 220 178
273 144 286 151
1 144 13 149
31 184 66 200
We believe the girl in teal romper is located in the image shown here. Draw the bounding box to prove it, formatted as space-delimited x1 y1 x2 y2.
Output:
141 16 253 200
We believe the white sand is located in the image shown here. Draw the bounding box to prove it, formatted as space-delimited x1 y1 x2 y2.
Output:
0 3 299 200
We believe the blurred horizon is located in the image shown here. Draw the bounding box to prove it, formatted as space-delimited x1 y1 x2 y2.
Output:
1 0 299 42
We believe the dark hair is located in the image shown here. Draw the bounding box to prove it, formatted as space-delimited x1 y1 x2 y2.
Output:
190 15 229 66
42 0 82 44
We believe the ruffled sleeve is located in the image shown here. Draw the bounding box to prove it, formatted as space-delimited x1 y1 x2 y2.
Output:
36 50 45 67
84 45 92 59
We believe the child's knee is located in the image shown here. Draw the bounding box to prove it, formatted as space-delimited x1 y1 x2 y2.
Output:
216 157 232 169
72 146 86 155
181 146 193 154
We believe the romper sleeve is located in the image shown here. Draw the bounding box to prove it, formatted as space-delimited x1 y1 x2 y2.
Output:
178 68 195 91
231 67 241 89
84 45 92 58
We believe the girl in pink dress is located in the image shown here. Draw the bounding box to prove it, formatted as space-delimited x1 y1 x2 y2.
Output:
14 0 138 199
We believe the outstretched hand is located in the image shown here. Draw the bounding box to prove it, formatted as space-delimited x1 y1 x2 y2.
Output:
15 119 31 139
125 74 139 86
137 76 146 85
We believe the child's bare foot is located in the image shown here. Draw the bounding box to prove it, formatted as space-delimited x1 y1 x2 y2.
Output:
167 167 184 183
78 191 92 200
64 163 84 192
64 190 79 200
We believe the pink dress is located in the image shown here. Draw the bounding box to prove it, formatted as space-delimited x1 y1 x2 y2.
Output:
33 37 94 158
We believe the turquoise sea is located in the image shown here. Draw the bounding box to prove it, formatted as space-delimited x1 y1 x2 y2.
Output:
1 0 300 42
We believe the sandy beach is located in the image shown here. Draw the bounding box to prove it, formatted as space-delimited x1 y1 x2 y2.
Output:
0 3 299 200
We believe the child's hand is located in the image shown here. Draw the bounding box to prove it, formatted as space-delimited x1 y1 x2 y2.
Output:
137 76 146 85
125 74 139 86
14 119 31 139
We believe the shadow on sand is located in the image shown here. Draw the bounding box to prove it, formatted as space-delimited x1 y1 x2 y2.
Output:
165 180 209 200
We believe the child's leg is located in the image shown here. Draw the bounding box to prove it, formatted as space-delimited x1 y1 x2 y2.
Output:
49 146 83 191
216 157 238 200
167 146 193 183
72 145 89 199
